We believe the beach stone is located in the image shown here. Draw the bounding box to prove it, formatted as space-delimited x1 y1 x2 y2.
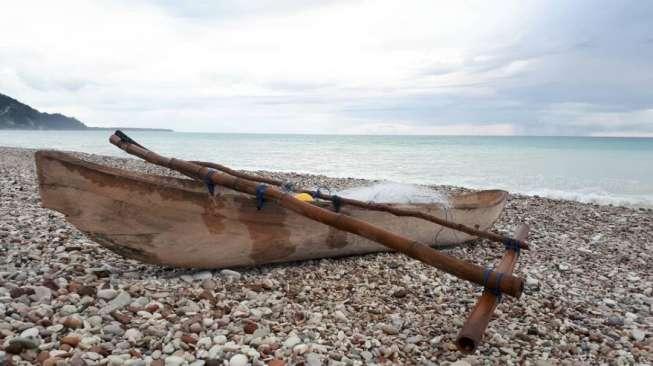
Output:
20 327 39 338
381 324 400 335
103 323 125 335
306 353 321 366
61 334 81 347
229 354 248 366
70 353 87 366
189 322 203 333
220 269 242 280
603 298 617 307
283 335 301 348
631 329 645 341
79 336 101 349
293 343 309 355
333 311 348 322
125 360 146 366
525 277 540 290
451 361 472 366
201 279 217 291
125 328 142 343
180 275 194 283
97 288 118 300
63 316 83 329
32 286 52 302
107 355 126 366
165 355 187 366
60 304 78 316
193 271 213 281
605 316 624 327
101 291 132 313
6 336 40 353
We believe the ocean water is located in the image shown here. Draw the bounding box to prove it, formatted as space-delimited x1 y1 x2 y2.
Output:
1 130 652 208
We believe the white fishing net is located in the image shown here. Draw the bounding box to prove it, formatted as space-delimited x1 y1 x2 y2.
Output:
336 182 450 206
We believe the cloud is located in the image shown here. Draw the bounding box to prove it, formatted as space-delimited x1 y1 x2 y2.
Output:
0 0 651 135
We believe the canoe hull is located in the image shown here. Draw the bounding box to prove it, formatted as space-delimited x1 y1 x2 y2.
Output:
35 150 507 269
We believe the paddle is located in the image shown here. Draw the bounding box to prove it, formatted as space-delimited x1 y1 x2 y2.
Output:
109 130 525 299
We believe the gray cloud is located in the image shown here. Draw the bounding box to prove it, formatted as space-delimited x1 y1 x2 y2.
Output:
0 0 651 135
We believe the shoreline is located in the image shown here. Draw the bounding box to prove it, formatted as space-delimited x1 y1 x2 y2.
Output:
1 146 652 365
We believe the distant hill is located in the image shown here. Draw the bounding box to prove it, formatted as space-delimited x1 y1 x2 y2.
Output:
0 93 172 131
0 93 86 130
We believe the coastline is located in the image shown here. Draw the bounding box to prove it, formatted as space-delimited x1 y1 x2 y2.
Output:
1 146 651 364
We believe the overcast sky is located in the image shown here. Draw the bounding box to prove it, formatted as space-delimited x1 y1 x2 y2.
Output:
1 0 652 135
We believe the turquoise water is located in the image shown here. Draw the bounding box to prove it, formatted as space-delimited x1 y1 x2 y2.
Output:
2 130 652 208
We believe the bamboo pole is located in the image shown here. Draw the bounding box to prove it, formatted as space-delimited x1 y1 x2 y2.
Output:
456 224 530 353
192 160 529 250
109 131 525 298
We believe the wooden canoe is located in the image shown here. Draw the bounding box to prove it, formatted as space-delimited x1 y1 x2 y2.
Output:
35 150 508 269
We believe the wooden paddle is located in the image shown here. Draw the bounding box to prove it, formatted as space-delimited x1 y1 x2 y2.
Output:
109 131 524 298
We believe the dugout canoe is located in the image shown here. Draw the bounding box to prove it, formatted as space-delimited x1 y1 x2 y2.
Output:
35 150 508 269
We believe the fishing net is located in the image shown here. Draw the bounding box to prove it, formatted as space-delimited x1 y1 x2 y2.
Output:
336 182 450 206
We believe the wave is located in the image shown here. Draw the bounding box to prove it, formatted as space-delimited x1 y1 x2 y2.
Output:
516 188 653 208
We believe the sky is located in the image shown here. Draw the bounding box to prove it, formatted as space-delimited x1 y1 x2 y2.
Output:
1 0 652 136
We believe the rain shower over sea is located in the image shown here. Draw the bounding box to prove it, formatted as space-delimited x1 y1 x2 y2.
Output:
2 130 652 208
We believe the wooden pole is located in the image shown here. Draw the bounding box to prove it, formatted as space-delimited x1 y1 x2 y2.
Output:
109 132 525 298
456 224 530 352
192 160 529 250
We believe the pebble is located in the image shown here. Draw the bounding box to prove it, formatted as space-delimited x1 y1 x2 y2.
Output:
101 291 132 313
193 271 213 281
62 334 81 347
631 329 645 342
32 286 52 302
229 354 248 366
97 288 118 300
220 269 242 280
333 310 348 322
125 328 142 343
103 323 125 335
283 335 301 348
63 316 83 329
165 356 186 366
6 336 40 353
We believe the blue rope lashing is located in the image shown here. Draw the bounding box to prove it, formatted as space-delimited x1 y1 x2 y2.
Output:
503 238 521 254
281 182 293 193
331 195 342 212
482 268 503 301
255 184 268 210
312 188 321 200
203 168 218 195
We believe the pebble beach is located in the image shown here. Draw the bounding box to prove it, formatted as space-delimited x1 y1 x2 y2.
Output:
1 146 652 365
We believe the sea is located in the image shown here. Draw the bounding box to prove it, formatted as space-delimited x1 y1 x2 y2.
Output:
1 130 652 208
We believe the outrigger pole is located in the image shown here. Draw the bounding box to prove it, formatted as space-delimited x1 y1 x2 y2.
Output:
113 130 528 251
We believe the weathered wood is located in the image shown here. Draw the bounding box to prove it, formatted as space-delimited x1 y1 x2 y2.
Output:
108 132 525 298
456 224 530 353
